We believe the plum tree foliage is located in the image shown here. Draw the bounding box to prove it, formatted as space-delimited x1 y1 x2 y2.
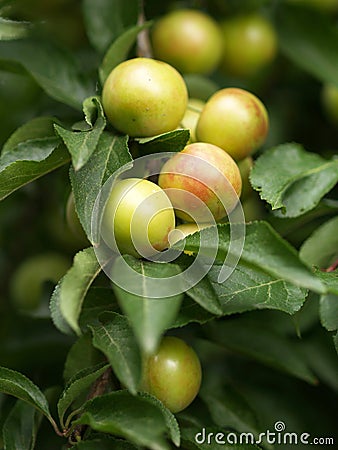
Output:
0 0 337 449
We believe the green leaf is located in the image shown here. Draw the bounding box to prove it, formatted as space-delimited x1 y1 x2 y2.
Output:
82 96 105 127
298 327 338 392
83 0 139 53
313 269 338 295
49 283 75 336
63 333 106 382
79 287 120 331
250 143 338 217
73 437 137 449
70 132 132 241
75 391 169 450
90 312 141 395
184 222 326 294
137 129 190 155
50 247 102 336
112 255 183 354
276 4 338 86
2 116 58 154
173 296 215 328
57 363 110 429
299 216 338 269
2 400 42 450
200 385 261 440
139 392 181 447
0 17 31 41
54 122 105 171
99 22 152 85
319 294 338 332
0 40 95 109
207 318 317 383
0 117 70 201
0 367 53 424
186 273 223 316
0 137 61 171
208 262 307 316
72 437 138 449
54 97 106 171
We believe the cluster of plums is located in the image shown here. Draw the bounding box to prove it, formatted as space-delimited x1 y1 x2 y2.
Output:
99 8 273 412
10 7 274 415
101 63 269 259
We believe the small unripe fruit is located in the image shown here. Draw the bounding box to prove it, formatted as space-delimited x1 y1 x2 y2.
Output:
10 253 71 311
158 142 242 222
102 58 188 137
179 98 205 142
151 9 223 74
141 336 202 413
220 14 277 78
196 88 269 161
101 178 175 258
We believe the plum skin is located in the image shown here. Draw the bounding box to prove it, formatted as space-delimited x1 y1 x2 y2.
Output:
141 336 202 413
102 57 188 137
101 178 176 258
151 9 223 75
220 14 277 78
158 142 242 223
196 87 269 161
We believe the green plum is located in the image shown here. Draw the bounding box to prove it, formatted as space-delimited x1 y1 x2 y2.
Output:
101 178 175 258
158 142 242 222
220 14 277 78
102 57 188 137
10 253 71 312
141 336 202 413
196 87 269 161
151 9 223 74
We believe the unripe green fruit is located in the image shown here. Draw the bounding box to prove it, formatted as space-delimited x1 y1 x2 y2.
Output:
101 178 175 258
141 336 202 413
220 14 277 78
10 253 71 311
151 9 223 74
102 57 188 137
158 142 242 222
322 83 338 126
179 98 205 142
196 88 269 161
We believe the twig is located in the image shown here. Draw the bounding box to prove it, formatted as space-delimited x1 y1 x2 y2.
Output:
137 0 153 58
